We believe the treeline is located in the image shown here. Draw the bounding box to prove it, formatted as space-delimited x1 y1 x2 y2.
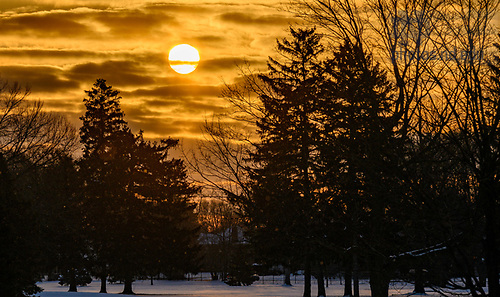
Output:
3 1 500 297
192 14 500 297
1 79 200 296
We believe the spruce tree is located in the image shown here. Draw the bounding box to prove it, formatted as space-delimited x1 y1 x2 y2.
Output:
319 40 397 297
79 79 200 294
130 134 200 282
37 154 89 293
78 78 133 293
249 27 329 297
80 78 129 159
0 153 43 297
0 81 77 297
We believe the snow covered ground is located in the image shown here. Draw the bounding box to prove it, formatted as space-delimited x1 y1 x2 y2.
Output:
37 275 439 297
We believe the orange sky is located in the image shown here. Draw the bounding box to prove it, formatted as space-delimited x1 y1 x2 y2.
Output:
0 1 298 144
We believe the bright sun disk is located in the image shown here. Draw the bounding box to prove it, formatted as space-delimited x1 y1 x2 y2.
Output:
168 44 200 74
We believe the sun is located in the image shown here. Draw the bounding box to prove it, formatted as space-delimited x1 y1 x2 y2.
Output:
168 44 200 74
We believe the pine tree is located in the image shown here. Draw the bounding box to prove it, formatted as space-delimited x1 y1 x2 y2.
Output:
319 40 398 297
0 153 43 297
37 154 89 293
79 79 200 294
131 134 200 282
0 80 77 297
78 78 134 293
249 27 330 297
79 78 129 159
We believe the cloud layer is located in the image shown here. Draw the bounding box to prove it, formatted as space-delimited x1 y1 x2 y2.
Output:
0 1 296 143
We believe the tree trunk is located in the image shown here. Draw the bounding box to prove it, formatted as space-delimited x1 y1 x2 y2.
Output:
303 259 311 297
369 267 390 297
284 266 292 286
477 260 487 287
317 262 326 297
353 251 359 297
482 178 499 297
414 267 425 294
100 274 107 294
122 277 134 295
344 270 352 297
68 269 77 292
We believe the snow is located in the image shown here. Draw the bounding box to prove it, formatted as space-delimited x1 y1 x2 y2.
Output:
37 275 440 297
390 243 448 259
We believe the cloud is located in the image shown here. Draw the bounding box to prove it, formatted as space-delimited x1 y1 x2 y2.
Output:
0 48 101 59
124 97 225 114
0 65 79 93
66 60 157 87
0 1 111 13
144 98 174 106
143 3 213 14
0 12 91 38
219 12 294 26
194 35 227 44
171 120 206 134
171 99 225 113
0 6 178 41
127 117 205 137
92 9 178 37
42 98 82 111
119 96 226 136
200 57 265 71
0 1 43 12
0 48 161 61
0 0 294 143
154 76 195 86
127 85 221 98
120 104 164 118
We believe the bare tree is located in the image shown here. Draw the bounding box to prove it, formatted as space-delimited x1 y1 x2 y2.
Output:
185 117 253 204
289 0 453 137
184 71 266 205
0 79 77 297
423 1 499 295
0 80 78 173
288 0 500 296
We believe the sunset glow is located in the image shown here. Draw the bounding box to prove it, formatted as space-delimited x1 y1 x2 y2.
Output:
0 0 294 142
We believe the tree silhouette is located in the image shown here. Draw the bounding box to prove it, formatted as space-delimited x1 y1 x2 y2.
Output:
78 78 133 293
0 80 77 297
37 154 89 293
249 27 330 297
79 79 200 294
132 133 200 282
319 40 398 297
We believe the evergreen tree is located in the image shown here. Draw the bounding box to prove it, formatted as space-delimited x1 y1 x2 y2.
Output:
37 154 89 293
79 78 129 159
79 79 200 294
131 134 200 282
249 27 330 297
78 78 134 293
319 40 398 297
0 153 43 297
0 80 77 297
